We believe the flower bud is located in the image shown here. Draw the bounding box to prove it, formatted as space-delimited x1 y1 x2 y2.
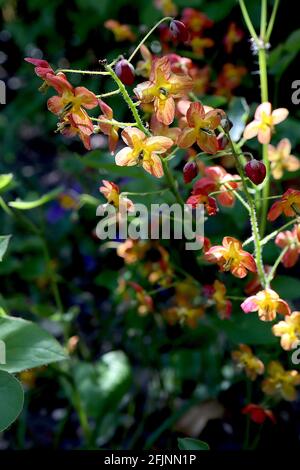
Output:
244 159 266 185
217 134 229 151
115 59 135 85
183 161 198 183
169 20 189 43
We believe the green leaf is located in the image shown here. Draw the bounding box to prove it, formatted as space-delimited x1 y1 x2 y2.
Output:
73 351 132 419
0 316 67 373
8 187 63 210
0 370 24 432
0 174 13 192
217 313 277 345
271 276 300 300
0 235 11 262
178 437 210 451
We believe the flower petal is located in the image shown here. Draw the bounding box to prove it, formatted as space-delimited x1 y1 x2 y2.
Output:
115 147 137 167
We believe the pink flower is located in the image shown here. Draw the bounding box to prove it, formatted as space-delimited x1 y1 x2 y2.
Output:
244 102 289 144
241 288 291 322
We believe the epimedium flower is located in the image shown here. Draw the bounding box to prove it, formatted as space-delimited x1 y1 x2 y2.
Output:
115 127 173 178
211 279 232 319
262 361 300 401
267 188 300 221
46 74 98 131
180 8 213 34
205 237 257 278
272 311 300 351
104 19 136 42
214 63 246 98
97 100 119 154
136 45 153 78
178 101 224 154
186 178 218 216
232 344 264 380
202 165 240 207
128 282 154 316
24 57 55 80
268 138 300 180
243 102 289 144
223 22 244 54
190 37 214 57
58 114 93 150
275 224 300 268
241 288 291 322
134 56 193 126
99 180 134 212
164 305 204 328
242 404 275 425
150 115 181 144
154 0 178 16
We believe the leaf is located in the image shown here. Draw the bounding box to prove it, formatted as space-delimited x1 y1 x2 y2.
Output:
217 313 277 345
8 187 63 210
271 276 300 300
0 174 13 192
0 370 24 432
0 235 11 262
178 437 210 451
73 351 132 418
0 316 67 373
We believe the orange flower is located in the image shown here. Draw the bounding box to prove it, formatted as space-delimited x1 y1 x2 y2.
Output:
115 127 173 178
189 65 210 95
223 22 244 54
154 0 178 16
99 180 134 212
98 100 119 154
164 306 204 328
203 165 240 207
272 311 300 350
117 239 149 264
275 224 300 268
267 188 300 221
212 280 232 319
58 114 93 150
181 8 213 34
178 102 224 154
268 138 300 180
232 344 264 380
241 288 291 322
262 361 300 401
136 45 153 78
134 56 193 125
190 37 214 56
150 115 181 144
242 404 275 424
214 63 246 97
25 57 55 81
47 74 98 130
244 102 289 144
186 178 218 216
205 237 256 278
104 19 136 42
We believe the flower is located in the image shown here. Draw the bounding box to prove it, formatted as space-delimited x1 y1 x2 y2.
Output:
154 0 178 16
97 100 119 154
186 178 218 216
24 57 55 80
189 65 210 95
262 361 300 401
134 56 193 125
202 165 240 207
178 102 224 154
117 239 149 264
136 45 153 78
211 280 232 319
242 404 275 424
150 115 181 144
267 188 300 221
99 180 134 212
46 74 98 132
232 344 264 380
190 37 214 56
241 288 291 322
223 22 244 54
58 114 93 150
272 311 300 350
104 19 136 42
275 224 300 268
128 282 153 316
181 8 213 34
115 127 173 178
205 237 256 278
214 63 246 97
268 138 300 180
243 102 289 144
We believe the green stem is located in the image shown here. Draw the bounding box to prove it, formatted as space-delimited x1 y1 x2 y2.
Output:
96 89 120 98
238 0 259 44
266 245 288 287
260 217 299 246
105 64 150 135
128 16 173 63
56 68 109 76
260 0 268 39
162 158 185 206
41 240 64 313
266 0 280 42
91 117 138 128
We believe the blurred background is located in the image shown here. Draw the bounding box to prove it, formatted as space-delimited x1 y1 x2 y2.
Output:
0 0 300 450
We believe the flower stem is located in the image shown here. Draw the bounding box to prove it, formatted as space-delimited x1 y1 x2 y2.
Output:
238 0 259 44
91 117 138 128
105 63 150 136
266 0 280 42
260 217 299 246
266 245 288 287
56 68 109 76
128 17 173 63
162 158 185 206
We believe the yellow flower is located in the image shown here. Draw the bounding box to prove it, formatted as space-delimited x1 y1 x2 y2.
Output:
232 344 264 380
262 361 300 401
272 311 300 350
115 127 173 178
268 138 300 179
244 102 288 144
241 288 291 322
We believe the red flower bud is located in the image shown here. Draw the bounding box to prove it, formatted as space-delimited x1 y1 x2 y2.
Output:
217 134 229 151
183 161 198 184
244 159 266 185
115 59 135 86
169 20 189 43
